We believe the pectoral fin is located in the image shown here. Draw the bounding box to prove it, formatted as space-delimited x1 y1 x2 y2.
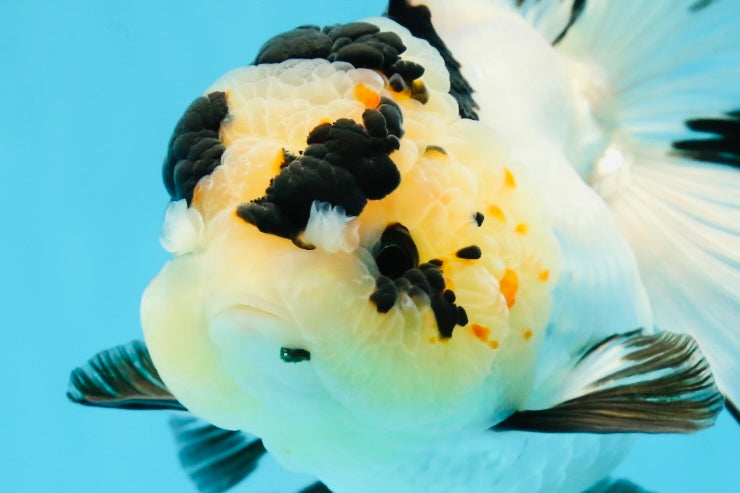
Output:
495 330 724 433
169 416 267 493
67 340 186 411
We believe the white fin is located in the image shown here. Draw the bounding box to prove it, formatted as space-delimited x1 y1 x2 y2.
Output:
547 0 740 410
301 201 359 253
496 330 724 433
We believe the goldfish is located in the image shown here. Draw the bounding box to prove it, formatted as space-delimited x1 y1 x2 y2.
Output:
68 1 739 492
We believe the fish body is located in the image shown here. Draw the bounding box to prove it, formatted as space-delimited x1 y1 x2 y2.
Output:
68 1 738 492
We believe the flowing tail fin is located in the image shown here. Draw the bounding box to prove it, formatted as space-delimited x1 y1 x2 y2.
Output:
550 0 740 414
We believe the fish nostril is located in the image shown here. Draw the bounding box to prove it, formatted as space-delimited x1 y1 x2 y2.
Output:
373 223 419 279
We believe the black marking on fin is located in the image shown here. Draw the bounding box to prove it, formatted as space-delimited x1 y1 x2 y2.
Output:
552 0 588 45
584 478 655 493
237 110 401 243
494 330 723 433
299 482 332 493
672 110 740 168
67 340 186 411
726 397 740 424
386 0 479 119
689 0 718 12
474 211 484 226
163 92 229 204
169 416 266 493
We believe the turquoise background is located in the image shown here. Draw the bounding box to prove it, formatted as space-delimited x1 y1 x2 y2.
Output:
1 0 736 491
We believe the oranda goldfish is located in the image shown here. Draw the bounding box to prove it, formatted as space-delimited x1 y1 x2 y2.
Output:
69 1 738 492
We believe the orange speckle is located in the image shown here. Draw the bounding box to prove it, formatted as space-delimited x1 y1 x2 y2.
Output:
489 340 500 350
444 277 455 290
523 329 533 341
274 149 287 173
504 168 517 188
319 117 332 125
471 323 490 342
515 223 529 234
191 184 203 205
539 270 550 282
429 337 437 344
499 269 519 308
486 205 506 222
354 83 380 108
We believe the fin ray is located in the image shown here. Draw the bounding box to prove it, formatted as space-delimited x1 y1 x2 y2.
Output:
67 340 186 410
495 330 724 433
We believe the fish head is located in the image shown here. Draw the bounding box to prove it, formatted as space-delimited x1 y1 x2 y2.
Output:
141 18 560 472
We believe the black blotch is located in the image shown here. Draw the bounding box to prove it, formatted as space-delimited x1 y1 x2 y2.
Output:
280 347 311 363
163 91 229 203
456 245 482 260
389 73 406 92
255 21 426 93
374 223 419 279
378 97 404 138
672 110 740 169
386 0 479 119
552 0 587 45
237 110 401 242
424 145 447 155
456 306 468 326
690 0 718 12
370 276 398 313
474 211 484 226
370 258 466 339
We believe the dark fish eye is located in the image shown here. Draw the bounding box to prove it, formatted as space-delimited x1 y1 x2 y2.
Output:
374 223 419 279
280 347 311 363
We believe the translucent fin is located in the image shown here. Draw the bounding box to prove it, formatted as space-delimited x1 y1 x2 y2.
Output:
67 340 186 411
584 479 655 493
495 330 724 433
169 416 267 493
550 0 740 412
298 483 332 493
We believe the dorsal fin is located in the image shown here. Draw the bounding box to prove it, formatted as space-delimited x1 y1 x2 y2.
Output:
495 330 724 433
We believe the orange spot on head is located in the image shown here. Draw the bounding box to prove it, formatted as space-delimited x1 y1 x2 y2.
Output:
471 323 490 342
444 277 455 290
504 168 517 188
539 270 550 282
523 329 532 341
499 269 519 308
515 223 529 234
489 340 499 350
486 205 506 222
191 184 203 205
354 83 380 108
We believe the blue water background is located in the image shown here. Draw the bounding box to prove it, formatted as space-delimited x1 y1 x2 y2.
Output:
1 0 736 491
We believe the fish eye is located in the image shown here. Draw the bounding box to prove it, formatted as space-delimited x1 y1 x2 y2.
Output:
373 223 419 279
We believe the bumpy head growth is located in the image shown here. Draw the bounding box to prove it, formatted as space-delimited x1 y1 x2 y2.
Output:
144 17 559 478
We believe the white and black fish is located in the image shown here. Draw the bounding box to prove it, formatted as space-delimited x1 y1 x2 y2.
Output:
68 1 738 492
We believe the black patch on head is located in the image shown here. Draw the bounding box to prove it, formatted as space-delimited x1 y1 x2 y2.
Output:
237 110 401 242
370 255 467 339
551 0 587 45
474 211 484 226
386 0 479 119
374 223 419 279
255 22 427 90
163 92 229 203
456 245 482 260
672 110 740 169
280 347 311 363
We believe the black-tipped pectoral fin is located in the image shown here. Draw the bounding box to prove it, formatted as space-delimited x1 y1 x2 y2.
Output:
67 340 186 411
169 416 267 493
583 479 655 493
495 330 724 433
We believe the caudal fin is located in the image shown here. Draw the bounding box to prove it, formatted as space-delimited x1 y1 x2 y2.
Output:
551 0 740 416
